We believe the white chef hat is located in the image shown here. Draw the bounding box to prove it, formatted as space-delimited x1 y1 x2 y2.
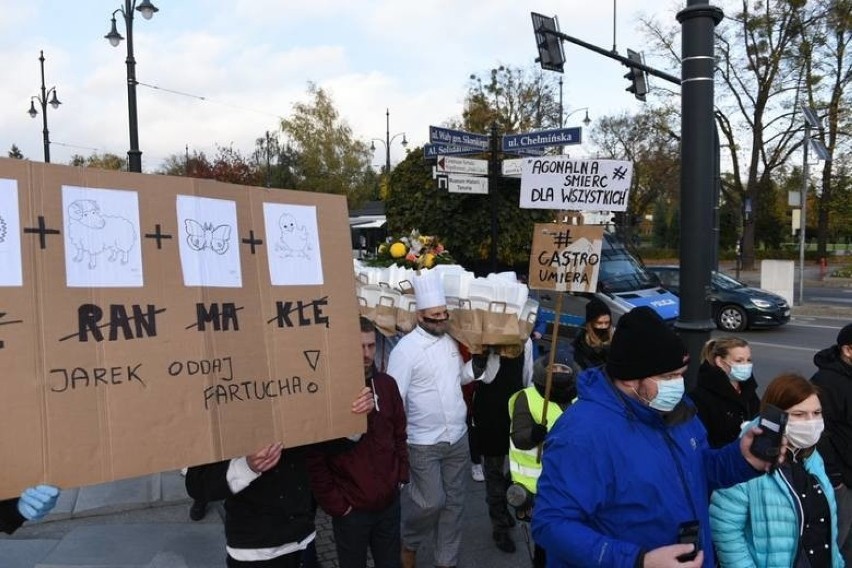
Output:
412 269 446 310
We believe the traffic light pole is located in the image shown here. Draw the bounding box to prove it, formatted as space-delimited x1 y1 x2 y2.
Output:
542 29 681 86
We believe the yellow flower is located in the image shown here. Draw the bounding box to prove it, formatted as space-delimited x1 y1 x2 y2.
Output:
421 253 436 268
389 242 407 258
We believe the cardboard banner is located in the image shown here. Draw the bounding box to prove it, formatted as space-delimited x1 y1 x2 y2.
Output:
0 158 364 499
529 223 605 293
519 157 633 211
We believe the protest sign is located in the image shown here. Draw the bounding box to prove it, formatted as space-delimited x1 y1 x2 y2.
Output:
0 158 364 498
528 223 605 293
519 157 633 211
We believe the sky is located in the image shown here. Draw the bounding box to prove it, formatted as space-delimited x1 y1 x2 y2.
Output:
0 0 686 173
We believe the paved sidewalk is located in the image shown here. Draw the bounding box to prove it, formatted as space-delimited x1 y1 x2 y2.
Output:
0 471 525 568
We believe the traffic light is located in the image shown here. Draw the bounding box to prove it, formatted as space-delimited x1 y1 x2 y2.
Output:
624 49 649 102
531 12 565 73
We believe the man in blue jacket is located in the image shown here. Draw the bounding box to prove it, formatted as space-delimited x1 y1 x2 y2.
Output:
532 307 779 567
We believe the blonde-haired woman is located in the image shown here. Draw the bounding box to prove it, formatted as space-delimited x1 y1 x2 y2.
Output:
690 337 760 448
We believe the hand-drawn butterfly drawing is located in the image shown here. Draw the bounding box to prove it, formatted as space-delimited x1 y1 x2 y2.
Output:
0 214 6 244
184 219 231 255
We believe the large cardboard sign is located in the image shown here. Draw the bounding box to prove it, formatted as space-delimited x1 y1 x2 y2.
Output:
0 158 364 499
520 157 633 211
528 223 605 292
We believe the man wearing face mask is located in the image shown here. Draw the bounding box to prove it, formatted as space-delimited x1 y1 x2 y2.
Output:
710 373 844 567
388 270 500 568
571 298 612 371
691 337 760 448
811 322 852 565
532 307 780 568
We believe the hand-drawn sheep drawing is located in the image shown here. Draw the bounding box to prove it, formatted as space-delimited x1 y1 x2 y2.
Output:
67 199 136 269
275 213 311 259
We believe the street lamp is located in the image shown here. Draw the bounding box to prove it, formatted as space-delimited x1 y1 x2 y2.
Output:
557 78 592 128
370 108 407 174
27 50 62 163
104 0 159 172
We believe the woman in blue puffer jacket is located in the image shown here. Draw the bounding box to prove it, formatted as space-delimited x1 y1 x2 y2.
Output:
710 373 845 568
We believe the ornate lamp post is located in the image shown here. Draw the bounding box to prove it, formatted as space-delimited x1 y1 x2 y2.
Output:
27 50 62 163
370 109 408 175
104 0 159 172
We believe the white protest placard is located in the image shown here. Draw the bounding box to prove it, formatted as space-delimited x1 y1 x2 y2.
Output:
520 157 633 211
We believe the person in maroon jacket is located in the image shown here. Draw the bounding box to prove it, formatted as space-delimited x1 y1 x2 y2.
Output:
306 318 409 568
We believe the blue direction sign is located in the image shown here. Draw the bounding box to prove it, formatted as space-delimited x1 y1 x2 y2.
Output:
502 127 582 152
423 143 483 159
429 126 489 150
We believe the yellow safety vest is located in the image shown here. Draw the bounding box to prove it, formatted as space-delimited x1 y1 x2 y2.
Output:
507 387 563 494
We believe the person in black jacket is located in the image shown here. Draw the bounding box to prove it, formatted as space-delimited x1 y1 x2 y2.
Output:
470 340 532 554
690 336 760 449
0 485 61 535
571 298 611 370
186 389 375 567
305 318 409 568
811 322 852 565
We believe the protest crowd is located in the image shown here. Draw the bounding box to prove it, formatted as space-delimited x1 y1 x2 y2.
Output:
4 253 852 568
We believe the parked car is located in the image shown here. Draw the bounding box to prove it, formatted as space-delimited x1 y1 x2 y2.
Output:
645 265 791 332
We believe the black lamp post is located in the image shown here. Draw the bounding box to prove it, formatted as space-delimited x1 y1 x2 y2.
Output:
104 0 158 173
371 108 407 175
27 50 62 163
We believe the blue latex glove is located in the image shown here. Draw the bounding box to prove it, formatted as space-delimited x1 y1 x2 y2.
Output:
17 485 60 521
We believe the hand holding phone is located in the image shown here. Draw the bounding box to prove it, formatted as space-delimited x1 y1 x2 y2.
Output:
675 520 700 562
749 404 788 463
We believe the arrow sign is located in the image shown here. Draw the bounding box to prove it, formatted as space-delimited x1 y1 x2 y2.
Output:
436 156 488 176
502 127 582 152
429 126 489 150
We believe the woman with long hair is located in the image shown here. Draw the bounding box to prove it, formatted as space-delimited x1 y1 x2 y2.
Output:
691 337 760 448
710 373 845 567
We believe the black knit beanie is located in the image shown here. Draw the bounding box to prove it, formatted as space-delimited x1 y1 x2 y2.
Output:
533 344 576 387
605 306 687 381
585 297 611 323
837 323 852 347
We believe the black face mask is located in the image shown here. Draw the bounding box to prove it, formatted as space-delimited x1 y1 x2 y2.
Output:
592 328 610 341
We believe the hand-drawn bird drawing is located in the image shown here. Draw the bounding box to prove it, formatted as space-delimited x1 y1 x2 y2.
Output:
276 213 310 259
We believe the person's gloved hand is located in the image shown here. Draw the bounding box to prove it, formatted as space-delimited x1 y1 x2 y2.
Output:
530 423 548 445
17 485 60 521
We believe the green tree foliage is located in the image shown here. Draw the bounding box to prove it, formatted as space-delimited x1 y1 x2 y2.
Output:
69 152 127 171
386 148 551 271
462 65 560 133
7 145 24 159
280 83 373 202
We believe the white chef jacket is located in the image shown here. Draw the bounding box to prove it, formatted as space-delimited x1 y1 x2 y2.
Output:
388 326 499 445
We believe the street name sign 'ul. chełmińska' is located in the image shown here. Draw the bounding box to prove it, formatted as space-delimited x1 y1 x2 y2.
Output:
519 157 633 211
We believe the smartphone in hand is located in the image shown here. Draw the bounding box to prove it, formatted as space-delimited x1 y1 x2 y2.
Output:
750 404 788 462
676 520 700 562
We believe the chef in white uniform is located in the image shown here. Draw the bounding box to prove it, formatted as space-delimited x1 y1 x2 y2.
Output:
389 269 500 568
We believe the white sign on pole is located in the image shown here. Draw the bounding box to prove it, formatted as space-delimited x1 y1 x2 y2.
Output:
436 156 488 176
519 157 633 211
502 158 524 177
448 175 488 195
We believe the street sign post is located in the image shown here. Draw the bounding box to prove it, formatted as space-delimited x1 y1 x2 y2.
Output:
436 156 488 176
447 174 488 195
502 127 582 152
429 126 489 150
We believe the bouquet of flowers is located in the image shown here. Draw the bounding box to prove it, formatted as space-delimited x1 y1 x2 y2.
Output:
366 229 455 269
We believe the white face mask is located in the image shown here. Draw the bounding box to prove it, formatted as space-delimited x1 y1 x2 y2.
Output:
785 418 824 449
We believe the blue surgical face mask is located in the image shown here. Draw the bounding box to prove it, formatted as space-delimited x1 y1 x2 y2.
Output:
648 377 685 412
727 363 753 382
